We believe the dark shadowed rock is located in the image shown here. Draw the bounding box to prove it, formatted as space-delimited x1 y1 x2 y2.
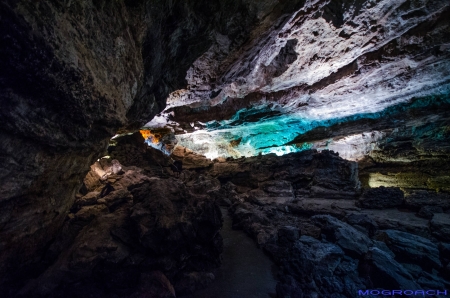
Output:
363 247 419 290
290 198 361 218
173 272 215 296
73 191 101 210
404 190 450 210
345 213 378 237
401 263 423 279
352 209 430 238
372 241 396 259
446 263 450 279
208 181 238 207
259 180 294 197
287 236 345 278
358 186 404 209
211 150 360 197
171 146 213 169
418 205 444 219
131 271 176 298
430 213 450 242
376 229 442 270
311 215 372 257
276 275 304 298
439 242 450 263
100 188 133 211
18 167 223 297
275 236 369 297
416 271 448 290
277 226 300 246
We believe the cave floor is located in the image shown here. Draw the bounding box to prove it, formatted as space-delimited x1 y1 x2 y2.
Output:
181 207 278 298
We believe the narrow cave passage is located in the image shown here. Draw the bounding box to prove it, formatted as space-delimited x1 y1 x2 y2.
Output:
183 207 278 298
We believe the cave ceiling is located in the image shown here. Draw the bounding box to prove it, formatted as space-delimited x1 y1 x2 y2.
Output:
143 0 450 160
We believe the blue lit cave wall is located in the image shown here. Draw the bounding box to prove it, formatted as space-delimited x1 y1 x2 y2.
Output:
171 93 450 160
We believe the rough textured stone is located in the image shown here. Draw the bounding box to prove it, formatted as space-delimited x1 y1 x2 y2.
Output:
221 151 450 298
2 0 450 296
404 190 450 210
171 146 213 169
311 215 372 257
345 213 378 237
18 166 223 298
290 236 345 276
352 209 431 238
376 229 442 270
259 180 294 198
358 186 404 209
164 0 450 163
362 247 419 290
430 213 450 242
418 205 444 219
0 0 290 289
211 150 360 197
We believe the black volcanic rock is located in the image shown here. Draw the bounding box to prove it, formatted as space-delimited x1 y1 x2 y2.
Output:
405 190 450 211
211 150 360 198
2 0 450 296
376 229 442 270
417 205 444 219
311 214 372 257
18 165 223 298
0 0 293 290
358 186 404 209
282 235 345 281
430 213 450 242
362 247 419 290
345 213 378 237
222 152 450 297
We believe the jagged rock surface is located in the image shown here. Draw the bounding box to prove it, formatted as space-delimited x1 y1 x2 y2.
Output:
2 0 450 296
214 151 450 297
211 149 360 198
18 162 223 298
0 0 294 292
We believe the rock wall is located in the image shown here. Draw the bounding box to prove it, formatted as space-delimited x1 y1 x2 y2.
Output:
210 149 360 199
17 161 223 298
211 152 450 297
0 0 297 292
0 1 147 290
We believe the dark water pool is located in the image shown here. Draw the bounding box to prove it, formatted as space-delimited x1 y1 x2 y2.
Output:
182 207 278 298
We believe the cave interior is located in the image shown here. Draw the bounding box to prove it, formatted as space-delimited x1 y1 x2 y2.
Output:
1 0 450 297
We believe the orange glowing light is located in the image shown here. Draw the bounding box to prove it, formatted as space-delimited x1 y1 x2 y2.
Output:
140 130 160 144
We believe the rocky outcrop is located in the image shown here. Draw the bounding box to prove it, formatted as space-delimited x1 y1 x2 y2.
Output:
1 0 293 290
357 186 404 209
311 214 372 257
376 230 442 270
217 151 450 297
171 146 213 170
363 247 419 290
211 149 360 198
18 162 223 298
431 213 450 242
